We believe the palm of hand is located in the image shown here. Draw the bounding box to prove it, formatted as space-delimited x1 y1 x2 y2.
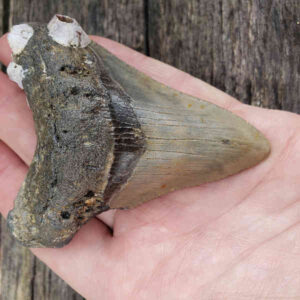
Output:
0 35 299 300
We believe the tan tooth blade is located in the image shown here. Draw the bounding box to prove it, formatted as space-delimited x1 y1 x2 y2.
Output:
90 43 271 209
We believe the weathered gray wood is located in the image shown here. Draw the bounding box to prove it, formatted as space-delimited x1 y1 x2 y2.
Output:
1 218 35 300
0 0 3 71
0 219 84 300
9 0 146 52
1 1 145 299
0 0 2 35
148 0 300 112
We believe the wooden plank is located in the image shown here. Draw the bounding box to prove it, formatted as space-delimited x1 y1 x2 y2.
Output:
0 0 3 71
1 1 145 299
148 0 300 113
0 219 84 300
1 219 35 300
9 0 146 52
0 0 3 35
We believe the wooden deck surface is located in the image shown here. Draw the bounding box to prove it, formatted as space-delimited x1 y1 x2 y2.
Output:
0 1 299 299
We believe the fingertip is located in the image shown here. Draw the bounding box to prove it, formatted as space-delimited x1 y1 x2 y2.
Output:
0 33 12 66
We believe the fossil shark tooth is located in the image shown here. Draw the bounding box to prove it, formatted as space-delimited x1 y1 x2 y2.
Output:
6 15 270 248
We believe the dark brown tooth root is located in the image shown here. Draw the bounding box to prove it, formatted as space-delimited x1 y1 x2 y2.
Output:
6 15 270 248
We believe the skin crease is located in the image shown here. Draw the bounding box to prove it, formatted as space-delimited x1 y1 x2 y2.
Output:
0 34 300 300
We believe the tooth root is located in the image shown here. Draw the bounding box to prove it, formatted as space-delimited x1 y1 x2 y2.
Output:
91 44 271 209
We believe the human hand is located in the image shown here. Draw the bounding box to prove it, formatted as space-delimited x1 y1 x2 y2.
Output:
0 34 299 300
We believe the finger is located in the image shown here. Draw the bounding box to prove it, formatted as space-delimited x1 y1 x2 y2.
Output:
1 31 242 111
1 31 238 113
0 140 113 299
0 32 248 169
1 32 240 110
91 36 276 148
92 37 272 137
0 35 35 165
32 219 113 299
0 71 36 165
97 209 116 228
0 140 27 216
91 36 241 111
0 34 11 66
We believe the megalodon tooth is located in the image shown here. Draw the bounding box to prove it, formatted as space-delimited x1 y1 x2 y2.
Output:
6 14 270 248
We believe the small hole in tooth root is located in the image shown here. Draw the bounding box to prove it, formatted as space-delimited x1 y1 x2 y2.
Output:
60 65 88 76
56 15 73 23
222 139 231 145
84 92 93 98
84 191 95 198
71 86 80 95
61 211 71 219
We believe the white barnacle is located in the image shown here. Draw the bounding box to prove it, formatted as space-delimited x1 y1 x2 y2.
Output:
8 24 34 55
47 14 91 48
7 62 27 89
84 59 94 65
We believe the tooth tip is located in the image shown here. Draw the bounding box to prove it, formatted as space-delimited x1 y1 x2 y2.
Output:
255 132 271 160
240 129 271 170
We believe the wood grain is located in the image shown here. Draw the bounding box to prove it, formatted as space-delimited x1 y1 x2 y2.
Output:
0 0 2 35
0 0 3 70
9 0 146 52
148 0 300 112
0 0 299 299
